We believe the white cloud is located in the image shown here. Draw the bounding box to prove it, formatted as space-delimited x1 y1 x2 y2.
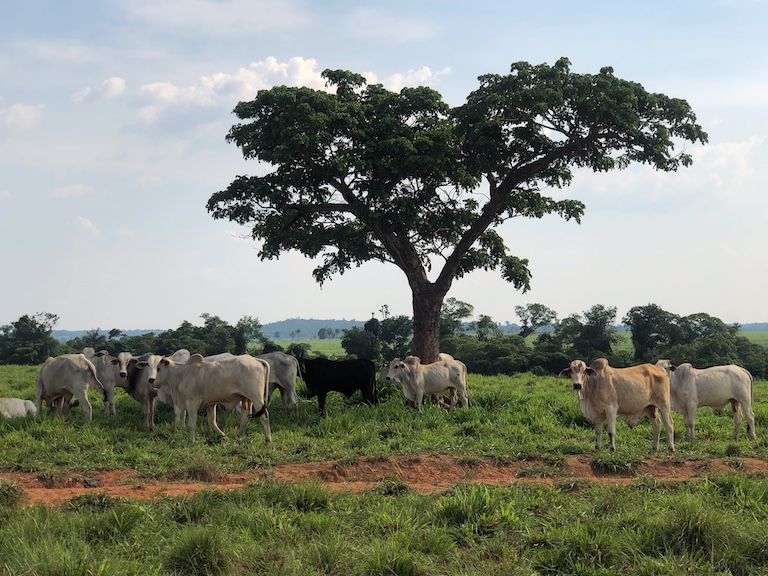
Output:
365 66 452 92
0 190 12 201
120 0 310 37
50 184 92 199
72 77 126 103
137 56 327 123
346 7 439 43
0 103 43 128
77 217 100 238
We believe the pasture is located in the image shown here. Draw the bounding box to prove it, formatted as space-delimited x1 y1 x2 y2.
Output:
3 364 768 574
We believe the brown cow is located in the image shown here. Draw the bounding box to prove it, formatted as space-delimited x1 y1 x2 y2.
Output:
559 358 675 452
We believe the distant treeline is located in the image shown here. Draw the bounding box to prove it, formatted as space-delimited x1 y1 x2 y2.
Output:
2 304 767 378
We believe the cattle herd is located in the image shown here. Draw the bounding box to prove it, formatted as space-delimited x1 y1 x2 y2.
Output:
0 347 758 451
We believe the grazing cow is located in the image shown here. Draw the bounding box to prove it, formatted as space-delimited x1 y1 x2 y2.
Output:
86 350 120 416
559 358 675 452
257 351 300 409
296 357 377 415
35 354 105 422
656 359 755 440
0 398 37 419
384 354 468 410
152 354 271 443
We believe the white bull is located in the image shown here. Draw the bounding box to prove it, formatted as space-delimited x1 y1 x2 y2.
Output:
152 354 271 443
656 360 756 440
384 354 468 410
35 354 104 422
0 398 37 419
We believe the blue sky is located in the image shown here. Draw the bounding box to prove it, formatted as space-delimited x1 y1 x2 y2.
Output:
1 0 766 330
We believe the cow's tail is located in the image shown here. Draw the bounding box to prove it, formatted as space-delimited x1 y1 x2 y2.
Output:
84 357 107 400
252 360 270 418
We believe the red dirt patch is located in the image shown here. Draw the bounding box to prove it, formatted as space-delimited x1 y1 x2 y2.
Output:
3 455 768 507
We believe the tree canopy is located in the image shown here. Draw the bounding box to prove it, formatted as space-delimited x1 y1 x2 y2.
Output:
208 58 707 362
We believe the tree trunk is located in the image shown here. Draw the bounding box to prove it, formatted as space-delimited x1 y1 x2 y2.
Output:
411 286 445 364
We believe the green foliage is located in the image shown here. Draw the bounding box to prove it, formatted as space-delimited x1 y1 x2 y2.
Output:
0 312 60 365
341 326 381 361
208 60 705 361
515 303 557 338
0 480 23 510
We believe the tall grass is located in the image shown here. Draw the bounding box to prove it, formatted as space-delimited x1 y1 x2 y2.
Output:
2 479 768 575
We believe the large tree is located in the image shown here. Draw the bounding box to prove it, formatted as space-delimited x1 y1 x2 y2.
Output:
208 58 706 363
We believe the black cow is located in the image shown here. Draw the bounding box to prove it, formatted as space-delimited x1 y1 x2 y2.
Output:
296 357 378 414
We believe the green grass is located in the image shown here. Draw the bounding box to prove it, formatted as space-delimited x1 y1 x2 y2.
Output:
272 338 346 357
5 363 768 573
743 331 768 346
3 478 768 575
2 365 768 477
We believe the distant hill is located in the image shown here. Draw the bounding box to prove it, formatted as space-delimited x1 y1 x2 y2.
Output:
262 318 364 339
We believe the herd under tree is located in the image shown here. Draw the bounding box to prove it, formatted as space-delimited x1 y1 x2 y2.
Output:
207 57 707 363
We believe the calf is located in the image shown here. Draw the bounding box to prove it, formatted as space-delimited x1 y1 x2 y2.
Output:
384 354 468 410
656 360 755 440
35 354 105 422
559 358 675 452
0 398 37 419
152 354 271 443
297 357 377 415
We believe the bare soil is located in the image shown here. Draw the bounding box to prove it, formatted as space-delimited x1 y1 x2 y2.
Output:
3 455 768 507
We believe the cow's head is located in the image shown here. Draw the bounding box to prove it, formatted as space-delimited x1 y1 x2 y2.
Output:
150 356 174 390
655 359 677 373
111 351 134 378
384 359 408 387
558 359 594 391
134 354 165 385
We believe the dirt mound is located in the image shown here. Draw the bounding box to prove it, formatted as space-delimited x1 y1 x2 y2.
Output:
2 455 768 507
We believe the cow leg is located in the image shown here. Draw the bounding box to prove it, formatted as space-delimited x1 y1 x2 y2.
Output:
606 409 617 452
594 420 604 451
148 396 157 431
259 408 271 445
207 405 227 440
317 392 328 416
659 406 675 452
458 383 469 408
683 403 696 441
743 399 757 440
729 399 741 439
237 400 251 436
73 387 92 423
186 406 198 443
414 388 425 412
647 406 660 453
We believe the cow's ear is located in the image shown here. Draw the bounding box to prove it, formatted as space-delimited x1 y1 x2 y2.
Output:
585 368 596 376
160 357 170 366
558 368 571 378
669 364 677 372
95 350 107 357
136 361 148 368
110 358 119 364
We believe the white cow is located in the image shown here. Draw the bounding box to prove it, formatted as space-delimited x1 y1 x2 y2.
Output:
384 354 468 410
257 351 300 409
656 360 755 440
152 354 271 443
0 398 37 419
204 352 236 362
560 358 675 452
36 354 104 422
86 350 120 416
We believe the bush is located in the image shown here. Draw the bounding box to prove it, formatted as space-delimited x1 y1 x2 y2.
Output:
163 527 233 576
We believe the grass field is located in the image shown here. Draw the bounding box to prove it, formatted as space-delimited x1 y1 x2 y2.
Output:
3 364 768 574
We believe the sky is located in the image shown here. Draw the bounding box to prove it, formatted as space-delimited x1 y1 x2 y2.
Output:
1 0 767 330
